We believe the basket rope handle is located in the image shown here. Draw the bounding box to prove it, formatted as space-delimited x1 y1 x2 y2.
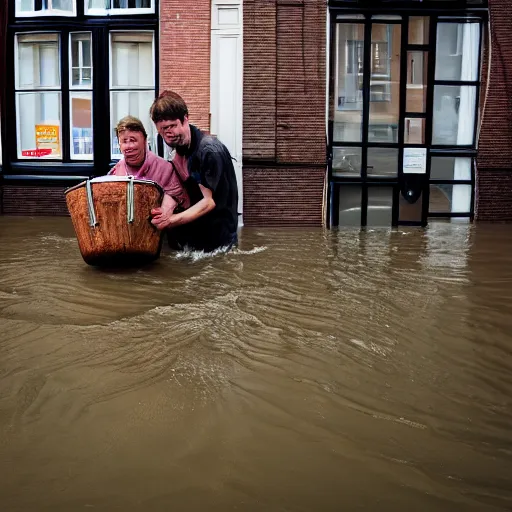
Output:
86 180 98 227
127 176 135 224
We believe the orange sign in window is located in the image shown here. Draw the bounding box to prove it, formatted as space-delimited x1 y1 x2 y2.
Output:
35 125 61 156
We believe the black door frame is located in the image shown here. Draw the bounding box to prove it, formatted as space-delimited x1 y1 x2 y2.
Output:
327 2 487 229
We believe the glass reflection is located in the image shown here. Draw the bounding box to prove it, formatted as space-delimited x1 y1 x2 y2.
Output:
338 186 362 227
429 184 472 213
369 24 401 143
433 85 476 145
367 148 398 177
334 23 364 142
332 147 361 177
435 23 480 82
406 51 427 113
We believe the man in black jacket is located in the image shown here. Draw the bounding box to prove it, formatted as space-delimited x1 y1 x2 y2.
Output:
149 90 239 252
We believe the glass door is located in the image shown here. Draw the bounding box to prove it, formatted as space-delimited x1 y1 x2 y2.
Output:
328 12 483 228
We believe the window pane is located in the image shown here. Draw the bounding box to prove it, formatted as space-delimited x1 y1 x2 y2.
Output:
16 0 75 15
110 90 155 157
53 0 74 10
369 24 400 143
18 0 34 12
367 187 393 226
367 148 398 177
332 147 361 177
430 184 472 213
334 23 364 142
70 33 93 88
17 33 60 89
409 16 429 45
70 92 93 159
88 0 110 8
435 23 480 81
430 157 472 180
111 32 154 88
406 51 427 113
119 0 151 7
432 85 476 145
17 92 62 158
87 0 152 11
338 186 362 227
404 118 425 144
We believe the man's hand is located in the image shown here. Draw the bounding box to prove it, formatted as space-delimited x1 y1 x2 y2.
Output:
151 184 216 230
150 194 178 230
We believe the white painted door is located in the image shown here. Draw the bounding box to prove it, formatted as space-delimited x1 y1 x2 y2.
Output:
210 0 243 224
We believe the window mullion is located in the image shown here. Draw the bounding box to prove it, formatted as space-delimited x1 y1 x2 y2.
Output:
61 30 70 162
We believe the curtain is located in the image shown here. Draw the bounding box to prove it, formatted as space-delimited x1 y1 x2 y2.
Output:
452 23 480 213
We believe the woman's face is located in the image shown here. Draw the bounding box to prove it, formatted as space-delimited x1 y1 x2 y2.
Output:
118 129 146 167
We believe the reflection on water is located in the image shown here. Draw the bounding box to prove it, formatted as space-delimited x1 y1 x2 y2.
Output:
1 217 512 511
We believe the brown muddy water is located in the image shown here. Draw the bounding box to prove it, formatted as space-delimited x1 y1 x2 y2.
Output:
0 216 511 511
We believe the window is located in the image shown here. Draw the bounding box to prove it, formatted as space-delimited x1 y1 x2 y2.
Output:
15 0 76 17
429 20 480 218
86 0 154 16
335 23 364 141
15 33 62 159
329 13 483 228
13 29 156 162
429 157 473 214
369 23 399 142
109 31 156 159
8 0 158 177
70 33 93 160
432 22 480 146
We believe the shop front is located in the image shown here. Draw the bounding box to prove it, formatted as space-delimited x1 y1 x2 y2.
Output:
328 0 487 227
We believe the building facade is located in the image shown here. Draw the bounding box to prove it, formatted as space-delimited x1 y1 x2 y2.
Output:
0 0 510 227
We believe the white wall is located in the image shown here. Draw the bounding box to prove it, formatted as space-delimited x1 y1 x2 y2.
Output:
210 0 243 224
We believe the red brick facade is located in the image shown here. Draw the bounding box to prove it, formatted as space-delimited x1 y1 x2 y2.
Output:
243 167 326 226
476 0 512 221
2 186 69 216
242 0 327 226
159 0 211 131
3 1 512 225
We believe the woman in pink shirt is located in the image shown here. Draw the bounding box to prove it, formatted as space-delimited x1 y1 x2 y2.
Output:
110 116 190 228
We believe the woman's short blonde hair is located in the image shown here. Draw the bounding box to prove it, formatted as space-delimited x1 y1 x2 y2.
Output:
115 115 147 139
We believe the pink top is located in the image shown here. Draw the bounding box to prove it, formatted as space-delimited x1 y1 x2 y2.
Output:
109 150 190 209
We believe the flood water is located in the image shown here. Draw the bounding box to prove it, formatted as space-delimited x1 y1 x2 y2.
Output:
0 216 511 511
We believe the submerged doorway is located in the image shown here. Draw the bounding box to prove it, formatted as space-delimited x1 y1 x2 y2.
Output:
327 10 484 227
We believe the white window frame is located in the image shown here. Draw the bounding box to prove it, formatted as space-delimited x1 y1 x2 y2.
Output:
108 30 156 160
15 0 77 18
69 32 94 160
85 0 154 17
69 32 93 90
15 32 63 160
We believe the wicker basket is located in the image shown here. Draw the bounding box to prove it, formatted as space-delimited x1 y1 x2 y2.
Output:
65 176 164 266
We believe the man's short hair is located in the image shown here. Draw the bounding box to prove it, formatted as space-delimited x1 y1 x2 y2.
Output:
150 90 189 124
115 116 147 139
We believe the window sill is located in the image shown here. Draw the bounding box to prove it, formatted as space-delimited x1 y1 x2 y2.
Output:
9 161 96 176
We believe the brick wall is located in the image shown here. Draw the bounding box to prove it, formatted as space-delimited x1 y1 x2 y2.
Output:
476 0 512 221
243 0 277 160
476 170 512 221
243 0 327 226
2 186 69 216
243 167 325 226
159 0 211 131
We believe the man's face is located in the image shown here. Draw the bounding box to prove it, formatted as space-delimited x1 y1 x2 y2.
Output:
155 116 190 149
118 129 146 167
